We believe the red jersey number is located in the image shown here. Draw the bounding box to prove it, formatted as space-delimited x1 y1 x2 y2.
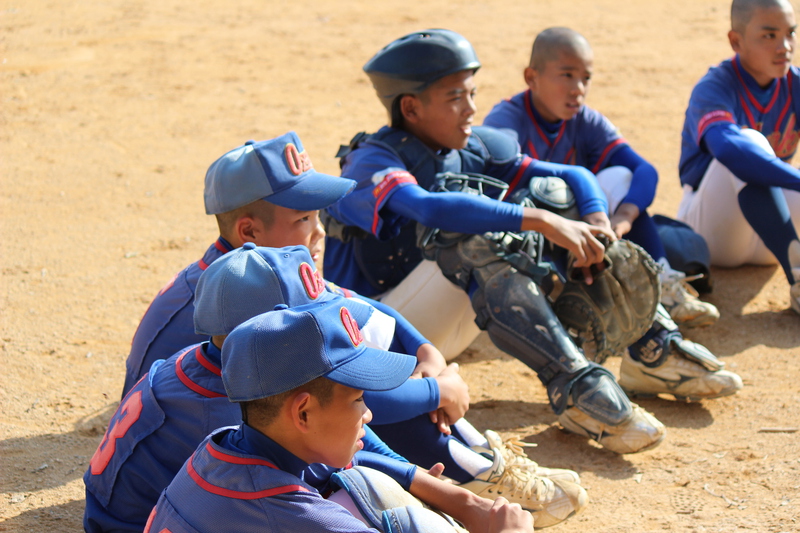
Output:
89 391 144 475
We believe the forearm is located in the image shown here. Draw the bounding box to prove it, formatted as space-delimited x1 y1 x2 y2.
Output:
607 145 658 211
705 124 800 192
408 469 491 530
363 378 439 423
387 185 523 234
612 202 640 223
527 159 608 216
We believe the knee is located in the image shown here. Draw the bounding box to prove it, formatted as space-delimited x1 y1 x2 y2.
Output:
738 128 775 155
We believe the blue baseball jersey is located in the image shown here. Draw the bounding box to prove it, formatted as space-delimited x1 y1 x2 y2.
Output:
324 126 608 295
123 238 233 397
85 338 416 532
145 425 402 533
123 238 430 399
85 342 236 532
484 89 626 173
680 55 800 189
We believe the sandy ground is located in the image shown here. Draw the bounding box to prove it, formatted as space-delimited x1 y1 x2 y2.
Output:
1 0 799 531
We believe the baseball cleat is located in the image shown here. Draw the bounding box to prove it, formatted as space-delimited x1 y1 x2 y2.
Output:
459 447 588 528
557 404 666 454
474 430 581 485
619 350 743 402
660 269 719 328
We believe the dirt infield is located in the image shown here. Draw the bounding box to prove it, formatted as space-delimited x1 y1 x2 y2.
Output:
2 0 799 531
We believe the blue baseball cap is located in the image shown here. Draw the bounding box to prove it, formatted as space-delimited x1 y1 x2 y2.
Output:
204 131 357 214
222 299 416 401
194 243 335 336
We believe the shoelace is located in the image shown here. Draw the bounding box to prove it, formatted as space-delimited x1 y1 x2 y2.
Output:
495 436 539 468
662 271 702 304
489 462 551 501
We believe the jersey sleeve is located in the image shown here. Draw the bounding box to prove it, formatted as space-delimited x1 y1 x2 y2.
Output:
575 107 627 173
685 72 739 147
329 145 418 240
523 157 609 215
362 378 439 424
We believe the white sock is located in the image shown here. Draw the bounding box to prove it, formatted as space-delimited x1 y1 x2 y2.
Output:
453 419 488 448
448 439 493 478
788 240 800 283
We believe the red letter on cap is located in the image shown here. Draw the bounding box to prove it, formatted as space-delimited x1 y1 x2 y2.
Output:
299 262 325 299
285 143 313 176
340 307 364 346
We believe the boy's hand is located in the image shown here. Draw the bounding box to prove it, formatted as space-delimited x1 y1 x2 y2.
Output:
530 210 614 281
609 202 640 239
430 363 470 433
581 211 615 237
487 497 534 533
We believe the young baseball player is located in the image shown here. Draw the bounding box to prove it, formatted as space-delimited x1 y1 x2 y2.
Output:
86 243 585 532
483 27 720 329
121 131 356 397
105 135 585 528
145 304 535 533
678 0 800 314
482 28 742 403
323 29 667 455
84 245 403 532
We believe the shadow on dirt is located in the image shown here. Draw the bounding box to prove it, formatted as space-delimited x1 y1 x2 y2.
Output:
0 499 84 532
1 403 117 494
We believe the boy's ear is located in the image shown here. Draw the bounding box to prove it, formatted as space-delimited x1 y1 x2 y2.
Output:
728 30 742 53
523 67 538 90
233 215 259 246
399 94 421 124
289 392 313 433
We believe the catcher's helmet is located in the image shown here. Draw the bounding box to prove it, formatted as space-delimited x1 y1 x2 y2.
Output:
364 29 481 113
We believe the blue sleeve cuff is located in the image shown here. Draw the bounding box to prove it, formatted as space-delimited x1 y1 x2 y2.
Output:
352 452 417 491
363 378 439 424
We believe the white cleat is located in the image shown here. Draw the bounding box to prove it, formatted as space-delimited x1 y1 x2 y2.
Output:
558 404 666 454
660 269 719 328
459 446 588 528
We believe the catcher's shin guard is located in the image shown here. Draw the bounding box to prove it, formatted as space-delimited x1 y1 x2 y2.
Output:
432 234 633 424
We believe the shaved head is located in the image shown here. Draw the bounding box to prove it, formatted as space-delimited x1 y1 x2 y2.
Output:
731 0 793 33
529 27 592 71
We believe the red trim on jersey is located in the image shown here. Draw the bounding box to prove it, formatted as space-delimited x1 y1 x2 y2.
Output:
775 74 794 129
591 138 626 174
737 92 759 129
563 146 575 165
525 139 539 159
697 110 735 140
143 508 156 533
175 347 226 398
732 58 782 115
524 90 567 161
194 346 222 376
199 239 232 270
187 452 309 499
506 156 534 198
371 170 417 235
205 441 279 468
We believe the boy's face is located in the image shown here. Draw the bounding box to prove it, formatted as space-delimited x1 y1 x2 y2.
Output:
252 206 325 264
730 4 796 87
525 48 593 123
307 383 372 468
405 70 477 151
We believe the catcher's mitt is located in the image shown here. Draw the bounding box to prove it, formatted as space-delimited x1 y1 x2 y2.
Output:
552 239 661 364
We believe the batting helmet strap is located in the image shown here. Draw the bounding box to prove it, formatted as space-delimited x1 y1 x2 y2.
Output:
364 29 481 112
